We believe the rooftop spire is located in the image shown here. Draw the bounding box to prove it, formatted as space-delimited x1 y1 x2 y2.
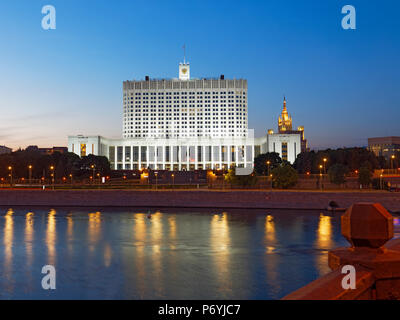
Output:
278 96 292 132
183 44 186 64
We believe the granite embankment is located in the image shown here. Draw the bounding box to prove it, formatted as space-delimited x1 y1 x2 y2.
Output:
0 189 399 211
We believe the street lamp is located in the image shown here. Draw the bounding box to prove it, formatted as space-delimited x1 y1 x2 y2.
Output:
91 165 95 184
69 174 73 185
8 166 12 187
171 173 175 188
266 160 271 177
391 155 395 172
50 166 55 190
28 165 33 185
319 165 323 190
380 173 383 190
155 171 158 189
323 158 327 174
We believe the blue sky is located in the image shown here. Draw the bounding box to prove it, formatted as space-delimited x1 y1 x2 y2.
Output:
0 0 399 150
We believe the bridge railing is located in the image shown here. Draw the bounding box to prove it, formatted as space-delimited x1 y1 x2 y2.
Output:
283 203 400 300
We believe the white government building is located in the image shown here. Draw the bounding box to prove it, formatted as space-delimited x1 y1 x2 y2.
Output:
68 61 306 171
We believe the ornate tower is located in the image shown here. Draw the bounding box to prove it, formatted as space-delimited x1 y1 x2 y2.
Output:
179 45 190 80
179 62 190 80
278 97 292 132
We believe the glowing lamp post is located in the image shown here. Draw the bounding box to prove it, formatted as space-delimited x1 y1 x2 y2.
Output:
91 165 95 184
8 166 12 187
319 164 323 190
50 166 55 190
391 155 395 173
323 158 327 174
28 165 32 185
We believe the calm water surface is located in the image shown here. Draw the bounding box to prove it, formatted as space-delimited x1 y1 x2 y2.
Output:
1 207 398 299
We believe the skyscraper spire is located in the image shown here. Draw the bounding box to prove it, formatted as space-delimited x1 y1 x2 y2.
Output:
183 44 186 64
278 96 292 132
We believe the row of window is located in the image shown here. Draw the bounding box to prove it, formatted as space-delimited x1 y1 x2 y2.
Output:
125 91 245 96
109 145 253 163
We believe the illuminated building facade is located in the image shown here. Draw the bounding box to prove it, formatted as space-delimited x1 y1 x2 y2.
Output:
278 97 292 132
69 61 255 170
68 62 306 169
368 136 400 160
255 98 307 163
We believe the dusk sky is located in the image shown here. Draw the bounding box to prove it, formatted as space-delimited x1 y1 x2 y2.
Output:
0 0 399 150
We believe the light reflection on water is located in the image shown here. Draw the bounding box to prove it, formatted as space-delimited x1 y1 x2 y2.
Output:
314 214 333 276
0 207 352 299
210 213 231 297
3 209 14 290
46 209 56 266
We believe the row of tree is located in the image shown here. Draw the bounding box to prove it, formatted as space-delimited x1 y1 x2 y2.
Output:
227 147 393 189
0 149 111 180
0 146 394 188
293 147 389 174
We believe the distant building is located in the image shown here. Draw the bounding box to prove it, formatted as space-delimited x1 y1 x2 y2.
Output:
255 98 308 163
278 98 293 132
368 136 400 160
0 145 12 155
44 146 68 155
276 98 308 153
26 145 68 155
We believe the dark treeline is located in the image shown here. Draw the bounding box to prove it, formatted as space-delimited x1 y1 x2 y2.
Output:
0 149 111 180
293 147 387 174
0 146 396 182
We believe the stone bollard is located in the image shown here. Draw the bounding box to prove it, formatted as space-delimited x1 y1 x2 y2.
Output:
329 202 400 299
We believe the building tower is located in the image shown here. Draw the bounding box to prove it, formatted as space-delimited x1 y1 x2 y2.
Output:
179 45 190 80
278 97 292 133
178 62 190 80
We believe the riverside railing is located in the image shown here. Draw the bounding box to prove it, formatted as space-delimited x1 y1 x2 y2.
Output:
283 202 400 300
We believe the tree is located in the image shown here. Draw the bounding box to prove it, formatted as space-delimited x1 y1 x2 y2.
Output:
225 168 257 187
293 151 315 173
79 154 111 178
358 166 372 187
254 152 282 176
271 164 298 189
328 163 348 186
293 147 383 174
0 149 110 181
